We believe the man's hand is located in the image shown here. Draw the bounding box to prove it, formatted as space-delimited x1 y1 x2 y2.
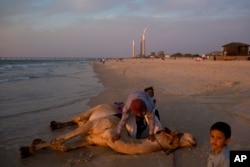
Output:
148 134 155 142
112 133 120 142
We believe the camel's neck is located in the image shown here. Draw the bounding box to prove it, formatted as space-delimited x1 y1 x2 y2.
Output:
107 138 162 154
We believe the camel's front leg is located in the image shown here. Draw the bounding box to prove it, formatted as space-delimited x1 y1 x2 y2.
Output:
20 139 74 159
35 136 92 152
20 135 93 158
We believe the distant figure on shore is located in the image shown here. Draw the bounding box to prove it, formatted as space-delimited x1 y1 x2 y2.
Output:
207 121 231 167
116 58 123 62
100 58 105 64
196 57 202 61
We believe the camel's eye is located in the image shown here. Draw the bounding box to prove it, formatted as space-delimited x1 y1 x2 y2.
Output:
177 133 183 138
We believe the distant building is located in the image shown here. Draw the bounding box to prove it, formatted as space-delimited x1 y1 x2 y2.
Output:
214 42 250 60
222 42 249 56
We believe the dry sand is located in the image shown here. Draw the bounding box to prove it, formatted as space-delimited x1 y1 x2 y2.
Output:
87 58 250 167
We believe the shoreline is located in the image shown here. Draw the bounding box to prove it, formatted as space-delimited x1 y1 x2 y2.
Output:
87 58 250 167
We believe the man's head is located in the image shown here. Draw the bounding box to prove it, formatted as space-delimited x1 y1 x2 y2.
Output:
130 99 146 116
144 86 154 97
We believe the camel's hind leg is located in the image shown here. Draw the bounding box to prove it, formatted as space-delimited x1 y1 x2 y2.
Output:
51 119 94 146
50 120 77 130
49 107 95 130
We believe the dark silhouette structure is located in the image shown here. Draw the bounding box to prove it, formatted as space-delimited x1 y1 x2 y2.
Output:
222 42 249 56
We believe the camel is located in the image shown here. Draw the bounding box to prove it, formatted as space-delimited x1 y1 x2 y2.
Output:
20 104 196 158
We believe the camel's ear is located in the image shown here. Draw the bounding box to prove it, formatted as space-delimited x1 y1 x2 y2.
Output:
164 127 172 134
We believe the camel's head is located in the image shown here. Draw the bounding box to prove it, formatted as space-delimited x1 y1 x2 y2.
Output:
156 127 196 151
178 132 197 147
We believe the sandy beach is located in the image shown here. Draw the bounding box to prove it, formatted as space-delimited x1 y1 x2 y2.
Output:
87 58 250 167
1 58 249 167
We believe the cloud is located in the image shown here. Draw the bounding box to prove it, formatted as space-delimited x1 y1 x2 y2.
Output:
0 0 249 57
2 0 249 29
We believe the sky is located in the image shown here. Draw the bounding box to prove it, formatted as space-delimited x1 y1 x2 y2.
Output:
0 0 250 58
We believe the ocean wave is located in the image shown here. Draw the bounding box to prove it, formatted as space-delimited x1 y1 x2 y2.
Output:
0 76 30 83
0 98 87 119
0 62 62 84
0 73 65 84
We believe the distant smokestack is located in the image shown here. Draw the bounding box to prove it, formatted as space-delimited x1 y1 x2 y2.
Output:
132 40 135 57
140 36 143 57
142 34 145 57
140 27 147 57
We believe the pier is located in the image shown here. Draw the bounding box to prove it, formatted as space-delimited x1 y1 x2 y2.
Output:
0 57 88 61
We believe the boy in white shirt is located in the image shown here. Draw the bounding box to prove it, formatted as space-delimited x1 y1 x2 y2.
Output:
208 121 231 167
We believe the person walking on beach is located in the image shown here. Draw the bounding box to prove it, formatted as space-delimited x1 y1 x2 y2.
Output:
112 90 163 142
208 121 231 167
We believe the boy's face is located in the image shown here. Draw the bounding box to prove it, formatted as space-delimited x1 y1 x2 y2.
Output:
210 129 230 153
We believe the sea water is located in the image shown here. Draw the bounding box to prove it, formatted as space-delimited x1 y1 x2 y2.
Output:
0 59 104 166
